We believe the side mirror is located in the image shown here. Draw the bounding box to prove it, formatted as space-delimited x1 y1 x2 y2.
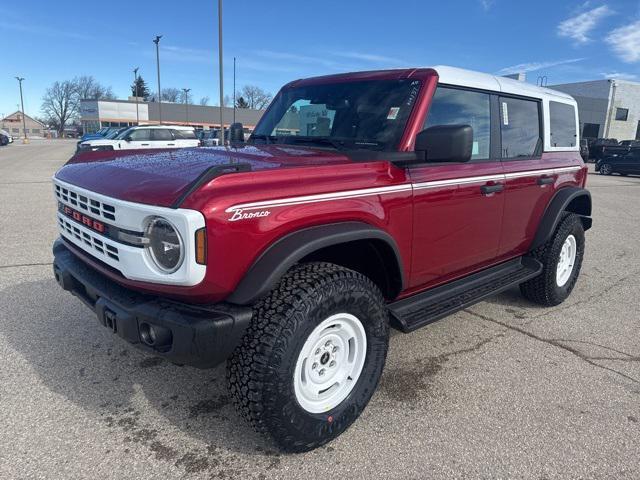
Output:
415 125 473 163
229 122 244 144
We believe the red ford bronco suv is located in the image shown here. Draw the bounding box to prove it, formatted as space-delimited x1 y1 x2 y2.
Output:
52 66 591 452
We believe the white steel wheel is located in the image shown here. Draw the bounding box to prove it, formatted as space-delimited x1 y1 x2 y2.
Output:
293 313 367 414
556 234 577 287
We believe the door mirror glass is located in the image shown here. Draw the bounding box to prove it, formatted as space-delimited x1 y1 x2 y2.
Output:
415 125 473 163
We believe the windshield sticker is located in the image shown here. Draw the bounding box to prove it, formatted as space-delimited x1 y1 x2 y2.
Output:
502 102 509 125
387 107 400 120
406 81 420 106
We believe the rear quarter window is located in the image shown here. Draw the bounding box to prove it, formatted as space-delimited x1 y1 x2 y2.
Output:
549 101 577 148
173 129 197 139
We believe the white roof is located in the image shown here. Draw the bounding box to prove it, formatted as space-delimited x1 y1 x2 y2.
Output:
432 65 576 103
133 124 194 130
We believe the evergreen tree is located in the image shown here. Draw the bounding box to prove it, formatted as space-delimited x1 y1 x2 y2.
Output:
131 76 151 100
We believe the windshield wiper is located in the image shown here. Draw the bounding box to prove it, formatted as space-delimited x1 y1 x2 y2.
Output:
249 134 276 144
284 137 347 151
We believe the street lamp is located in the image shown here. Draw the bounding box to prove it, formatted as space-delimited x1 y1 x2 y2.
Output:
182 88 191 125
217 0 224 145
153 35 163 124
133 67 140 125
15 77 28 143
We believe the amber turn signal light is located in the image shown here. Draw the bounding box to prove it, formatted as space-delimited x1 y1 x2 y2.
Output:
195 228 207 265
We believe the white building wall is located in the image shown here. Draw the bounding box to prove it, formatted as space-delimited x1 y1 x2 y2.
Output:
607 81 640 141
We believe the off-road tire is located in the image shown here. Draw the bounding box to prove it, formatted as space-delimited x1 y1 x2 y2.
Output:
227 262 389 452
520 212 585 306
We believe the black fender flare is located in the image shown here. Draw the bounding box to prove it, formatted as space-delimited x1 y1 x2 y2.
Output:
530 187 592 250
226 222 405 305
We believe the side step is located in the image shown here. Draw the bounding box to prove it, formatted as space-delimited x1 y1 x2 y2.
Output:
389 257 542 333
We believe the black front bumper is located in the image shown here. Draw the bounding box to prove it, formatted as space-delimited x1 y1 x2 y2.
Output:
52 240 252 368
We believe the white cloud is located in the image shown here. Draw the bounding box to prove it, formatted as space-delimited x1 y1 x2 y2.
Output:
333 51 406 65
606 21 640 63
557 5 613 44
480 0 495 11
601 71 638 80
0 20 91 40
498 58 585 75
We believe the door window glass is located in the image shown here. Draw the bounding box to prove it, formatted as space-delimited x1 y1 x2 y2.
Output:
128 129 151 141
424 87 490 160
152 129 173 141
549 101 577 147
500 97 541 158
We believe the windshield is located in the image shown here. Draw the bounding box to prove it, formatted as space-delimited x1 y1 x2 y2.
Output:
251 79 422 151
106 128 125 139
115 127 134 140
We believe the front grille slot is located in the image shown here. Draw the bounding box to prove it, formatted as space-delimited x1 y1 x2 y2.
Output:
55 183 117 223
58 216 120 262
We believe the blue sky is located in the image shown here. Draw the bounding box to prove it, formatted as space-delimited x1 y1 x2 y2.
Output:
2 0 639 118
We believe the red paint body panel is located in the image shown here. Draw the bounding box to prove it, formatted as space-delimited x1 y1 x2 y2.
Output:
54 68 588 305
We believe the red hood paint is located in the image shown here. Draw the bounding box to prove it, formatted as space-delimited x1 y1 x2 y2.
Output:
55 145 353 207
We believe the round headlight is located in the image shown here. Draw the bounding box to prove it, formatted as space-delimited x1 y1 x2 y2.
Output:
145 217 184 273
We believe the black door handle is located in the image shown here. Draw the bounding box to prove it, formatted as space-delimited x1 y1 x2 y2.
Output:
537 176 554 185
141 143 150 146
481 183 504 194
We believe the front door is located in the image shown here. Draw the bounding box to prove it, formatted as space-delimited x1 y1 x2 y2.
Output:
120 128 152 149
409 86 504 289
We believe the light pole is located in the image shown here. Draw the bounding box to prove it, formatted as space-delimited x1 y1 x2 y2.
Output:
153 35 163 124
217 0 224 145
233 56 236 124
133 67 140 125
182 88 191 125
15 77 27 143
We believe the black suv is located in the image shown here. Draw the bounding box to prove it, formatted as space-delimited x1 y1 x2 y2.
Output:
597 149 640 176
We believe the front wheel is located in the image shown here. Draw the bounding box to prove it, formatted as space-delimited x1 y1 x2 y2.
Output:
599 163 613 175
227 262 389 452
520 213 585 306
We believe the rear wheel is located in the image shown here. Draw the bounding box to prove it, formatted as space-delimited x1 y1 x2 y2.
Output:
227 262 389 452
599 163 613 175
520 213 585 306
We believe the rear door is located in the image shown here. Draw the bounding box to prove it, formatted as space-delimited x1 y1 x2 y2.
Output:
152 128 175 147
409 85 505 288
499 97 569 257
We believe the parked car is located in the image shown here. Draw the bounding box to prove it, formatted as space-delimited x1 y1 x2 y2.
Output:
0 132 9 146
77 125 199 151
198 129 220 146
589 138 625 160
619 140 640 147
580 138 589 162
0 129 14 144
596 148 640 175
80 127 120 143
52 66 591 452
76 127 128 151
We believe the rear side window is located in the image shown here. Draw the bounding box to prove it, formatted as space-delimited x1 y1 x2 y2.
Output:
549 101 577 147
152 129 173 141
173 129 197 139
128 129 152 141
500 97 541 158
424 87 491 160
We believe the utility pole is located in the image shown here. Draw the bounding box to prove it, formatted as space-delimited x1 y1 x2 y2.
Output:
218 0 224 145
153 35 163 124
182 88 191 124
133 67 140 125
233 56 237 124
15 77 28 143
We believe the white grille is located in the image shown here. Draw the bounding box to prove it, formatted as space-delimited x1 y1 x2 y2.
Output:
55 183 116 222
58 216 120 262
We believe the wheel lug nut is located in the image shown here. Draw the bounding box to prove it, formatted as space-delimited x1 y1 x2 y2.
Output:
312 362 318 370
329 361 336 367
332 346 338 353
315 348 321 355
319 369 325 376
325 341 331 347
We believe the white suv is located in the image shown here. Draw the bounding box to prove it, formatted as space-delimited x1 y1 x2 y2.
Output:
78 125 199 152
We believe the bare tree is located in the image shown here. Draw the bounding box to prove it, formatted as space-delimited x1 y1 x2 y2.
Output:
74 76 114 101
180 89 193 104
41 80 76 136
161 88 181 102
237 85 272 109
199 96 210 106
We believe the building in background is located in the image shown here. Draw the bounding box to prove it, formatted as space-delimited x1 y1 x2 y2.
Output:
550 79 640 141
79 98 264 134
0 111 47 138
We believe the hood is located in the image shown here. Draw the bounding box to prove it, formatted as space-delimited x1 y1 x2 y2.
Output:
81 138 118 146
55 145 354 207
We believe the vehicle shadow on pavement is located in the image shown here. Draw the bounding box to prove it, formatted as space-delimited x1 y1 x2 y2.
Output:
0 278 290 473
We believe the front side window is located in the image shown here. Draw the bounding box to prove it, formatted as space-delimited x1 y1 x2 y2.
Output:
615 108 629 121
251 79 422 151
128 129 151 141
549 101 577 147
424 86 491 160
500 97 541 158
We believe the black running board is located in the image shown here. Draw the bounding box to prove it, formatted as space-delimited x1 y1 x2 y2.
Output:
389 257 542 333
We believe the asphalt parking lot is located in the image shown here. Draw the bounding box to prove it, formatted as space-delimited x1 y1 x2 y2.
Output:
1 140 639 479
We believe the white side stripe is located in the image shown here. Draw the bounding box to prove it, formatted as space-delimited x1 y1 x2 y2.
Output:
225 165 582 213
